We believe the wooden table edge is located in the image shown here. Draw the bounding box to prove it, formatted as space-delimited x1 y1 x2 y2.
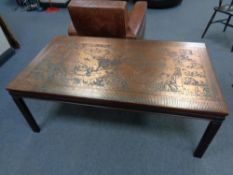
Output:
7 88 228 121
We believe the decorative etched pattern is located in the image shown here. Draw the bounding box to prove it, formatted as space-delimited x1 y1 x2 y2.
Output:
27 41 213 100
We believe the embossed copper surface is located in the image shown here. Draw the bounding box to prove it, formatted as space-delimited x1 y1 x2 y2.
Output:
7 36 228 119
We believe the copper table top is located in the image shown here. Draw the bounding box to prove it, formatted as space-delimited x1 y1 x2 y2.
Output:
7 36 228 119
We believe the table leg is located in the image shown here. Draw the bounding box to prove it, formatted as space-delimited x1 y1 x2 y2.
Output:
193 120 223 158
12 96 40 132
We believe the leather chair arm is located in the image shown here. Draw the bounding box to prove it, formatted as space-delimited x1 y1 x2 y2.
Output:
68 22 78 36
127 1 147 39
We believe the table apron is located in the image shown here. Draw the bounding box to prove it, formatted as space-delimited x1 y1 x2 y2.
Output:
8 91 225 121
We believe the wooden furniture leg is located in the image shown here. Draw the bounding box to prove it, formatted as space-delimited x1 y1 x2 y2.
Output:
12 96 40 132
194 120 223 158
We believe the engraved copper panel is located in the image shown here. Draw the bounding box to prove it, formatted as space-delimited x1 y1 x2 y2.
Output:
7 36 228 117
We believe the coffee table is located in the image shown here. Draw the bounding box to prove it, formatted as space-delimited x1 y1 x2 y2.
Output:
6 36 228 158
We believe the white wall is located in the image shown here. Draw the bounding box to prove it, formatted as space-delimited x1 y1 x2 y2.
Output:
0 27 11 56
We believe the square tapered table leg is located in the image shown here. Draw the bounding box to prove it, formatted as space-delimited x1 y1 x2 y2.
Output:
12 96 40 132
194 120 223 158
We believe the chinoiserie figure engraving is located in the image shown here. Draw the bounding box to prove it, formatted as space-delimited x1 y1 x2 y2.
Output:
25 40 214 101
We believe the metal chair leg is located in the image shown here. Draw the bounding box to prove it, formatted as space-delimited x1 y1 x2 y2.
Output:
202 11 217 38
223 15 232 32
231 45 233 52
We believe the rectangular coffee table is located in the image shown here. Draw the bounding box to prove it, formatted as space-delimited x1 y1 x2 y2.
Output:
7 36 228 158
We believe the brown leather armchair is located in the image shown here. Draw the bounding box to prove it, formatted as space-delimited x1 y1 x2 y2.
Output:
67 0 147 39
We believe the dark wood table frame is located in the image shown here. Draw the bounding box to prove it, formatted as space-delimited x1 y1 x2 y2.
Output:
10 92 224 158
7 36 228 158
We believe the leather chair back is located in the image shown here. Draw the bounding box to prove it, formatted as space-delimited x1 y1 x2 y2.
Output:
68 1 128 38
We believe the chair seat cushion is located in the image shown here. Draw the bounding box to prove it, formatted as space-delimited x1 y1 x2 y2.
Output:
215 5 233 15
